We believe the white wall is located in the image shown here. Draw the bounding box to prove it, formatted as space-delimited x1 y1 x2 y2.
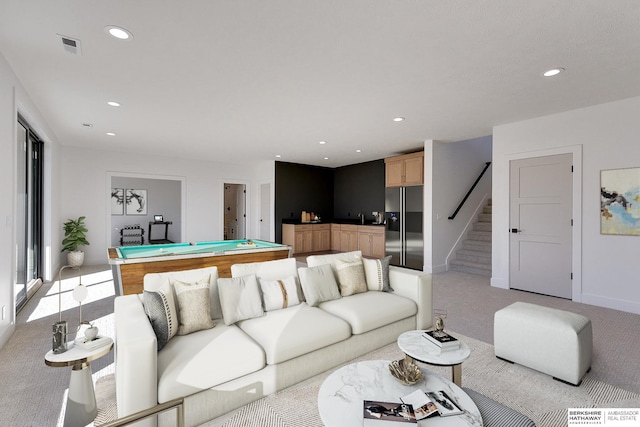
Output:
0 53 61 348
492 96 640 315
59 146 274 266
424 137 492 273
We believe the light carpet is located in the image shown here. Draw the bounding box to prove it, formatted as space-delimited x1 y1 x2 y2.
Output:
93 331 638 427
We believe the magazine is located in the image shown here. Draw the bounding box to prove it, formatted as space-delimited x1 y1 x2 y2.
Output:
400 389 439 420
363 400 417 425
426 390 464 416
422 330 460 350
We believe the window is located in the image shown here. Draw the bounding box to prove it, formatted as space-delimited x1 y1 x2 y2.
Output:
16 115 44 312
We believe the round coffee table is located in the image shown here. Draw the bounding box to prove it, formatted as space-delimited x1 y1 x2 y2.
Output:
318 359 482 426
398 330 471 386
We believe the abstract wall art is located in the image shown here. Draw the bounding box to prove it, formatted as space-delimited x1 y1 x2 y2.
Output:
600 167 640 236
125 189 148 215
111 188 124 215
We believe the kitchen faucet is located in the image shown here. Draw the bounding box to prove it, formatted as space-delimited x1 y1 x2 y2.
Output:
358 213 365 224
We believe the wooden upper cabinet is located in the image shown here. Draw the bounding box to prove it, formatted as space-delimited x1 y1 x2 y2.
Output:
385 151 424 187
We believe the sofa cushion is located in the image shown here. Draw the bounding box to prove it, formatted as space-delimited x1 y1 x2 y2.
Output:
334 258 368 297
238 303 352 365
173 279 216 335
363 256 393 292
218 274 265 325
259 276 301 311
157 323 265 403
143 289 177 351
232 257 305 302
306 251 363 279
318 291 418 334
144 266 222 320
298 264 341 307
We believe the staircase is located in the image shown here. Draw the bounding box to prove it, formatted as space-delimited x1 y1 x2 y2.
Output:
449 199 492 276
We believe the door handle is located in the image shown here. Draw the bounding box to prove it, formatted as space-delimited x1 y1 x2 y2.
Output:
510 228 522 234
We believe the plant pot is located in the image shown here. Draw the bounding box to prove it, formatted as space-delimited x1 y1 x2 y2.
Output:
67 251 84 267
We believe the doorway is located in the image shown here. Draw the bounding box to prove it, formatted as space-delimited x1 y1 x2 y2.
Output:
224 183 246 240
509 153 573 298
259 182 272 241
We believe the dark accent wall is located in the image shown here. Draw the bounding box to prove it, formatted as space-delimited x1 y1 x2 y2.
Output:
274 160 385 243
275 162 334 242
333 159 385 221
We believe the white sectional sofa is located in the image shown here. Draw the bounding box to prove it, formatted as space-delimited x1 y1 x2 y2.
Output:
114 251 432 427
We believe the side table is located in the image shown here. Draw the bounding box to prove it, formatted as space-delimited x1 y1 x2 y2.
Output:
45 338 114 427
398 330 471 386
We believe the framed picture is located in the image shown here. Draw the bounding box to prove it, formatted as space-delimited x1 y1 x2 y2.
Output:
125 189 148 215
600 167 640 236
111 188 124 215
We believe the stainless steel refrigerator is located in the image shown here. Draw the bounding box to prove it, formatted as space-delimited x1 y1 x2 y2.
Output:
385 186 423 270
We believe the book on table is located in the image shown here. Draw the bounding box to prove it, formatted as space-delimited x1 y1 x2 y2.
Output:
426 390 464 416
363 400 417 425
399 389 439 420
422 330 460 350
74 335 112 351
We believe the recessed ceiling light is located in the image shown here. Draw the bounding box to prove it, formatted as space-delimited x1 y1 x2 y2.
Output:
104 25 134 40
106 132 116 136
356 149 362 153
275 154 282 158
324 157 329 160
107 101 121 107
319 141 327 145
393 117 405 122
542 67 565 77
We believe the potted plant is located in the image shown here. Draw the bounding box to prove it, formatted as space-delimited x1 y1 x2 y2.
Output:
62 216 90 267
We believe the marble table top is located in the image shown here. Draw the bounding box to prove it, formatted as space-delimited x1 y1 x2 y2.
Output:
398 330 471 366
318 359 483 426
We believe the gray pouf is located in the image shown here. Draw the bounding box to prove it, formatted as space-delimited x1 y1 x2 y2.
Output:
462 387 536 427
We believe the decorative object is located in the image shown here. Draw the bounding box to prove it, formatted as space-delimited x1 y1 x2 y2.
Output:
434 308 448 332
125 189 147 215
84 323 99 341
600 167 640 236
62 216 90 267
111 188 124 215
53 265 84 353
388 355 424 385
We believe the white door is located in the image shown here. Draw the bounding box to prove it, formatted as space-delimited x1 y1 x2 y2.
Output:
509 154 573 298
259 182 271 241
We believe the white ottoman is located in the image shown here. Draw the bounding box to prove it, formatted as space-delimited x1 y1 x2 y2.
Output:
494 302 592 386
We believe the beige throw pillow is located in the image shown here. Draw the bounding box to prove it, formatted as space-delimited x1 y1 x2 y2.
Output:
173 279 216 335
335 258 368 296
217 274 265 325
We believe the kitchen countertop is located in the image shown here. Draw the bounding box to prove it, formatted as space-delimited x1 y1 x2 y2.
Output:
282 219 385 226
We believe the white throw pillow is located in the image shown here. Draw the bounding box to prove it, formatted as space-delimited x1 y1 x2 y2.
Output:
173 279 216 335
362 255 393 292
334 258 368 296
217 274 265 325
259 276 302 311
298 264 341 307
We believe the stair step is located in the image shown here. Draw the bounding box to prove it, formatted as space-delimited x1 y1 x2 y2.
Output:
457 249 491 263
463 240 492 252
483 206 492 214
449 260 492 277
468 230 492 242
477 213 492 222
473 222 492 232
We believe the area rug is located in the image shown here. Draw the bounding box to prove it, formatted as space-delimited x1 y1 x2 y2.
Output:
196 332 640 427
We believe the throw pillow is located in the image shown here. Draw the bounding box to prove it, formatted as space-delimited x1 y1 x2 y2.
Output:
143 289 178 351
362 255 393 292
217 274 264 325
334 258 368 297
259 276 302 311
173 279 216 335
298 264 341 307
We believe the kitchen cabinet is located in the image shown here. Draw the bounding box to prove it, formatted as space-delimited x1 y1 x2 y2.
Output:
385 151 424 187
331 224 341 251
340 224 359 252
312 224 331 252
358 226 386 258
282 223 330 254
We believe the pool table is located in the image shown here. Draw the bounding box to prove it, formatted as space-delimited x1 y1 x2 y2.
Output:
107 239 292 295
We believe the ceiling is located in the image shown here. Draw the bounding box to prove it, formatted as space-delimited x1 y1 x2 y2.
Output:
1 1 639 168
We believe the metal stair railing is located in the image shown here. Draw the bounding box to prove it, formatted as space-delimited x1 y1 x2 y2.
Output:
98 398 184 427
448 162 492 220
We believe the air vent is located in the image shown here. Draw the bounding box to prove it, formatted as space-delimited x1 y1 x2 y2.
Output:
57 34 82 56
